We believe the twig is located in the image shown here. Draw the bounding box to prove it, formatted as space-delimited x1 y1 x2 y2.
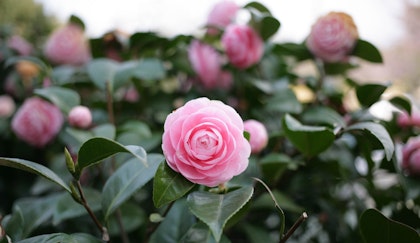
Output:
280 212 308 243
144 201 175 242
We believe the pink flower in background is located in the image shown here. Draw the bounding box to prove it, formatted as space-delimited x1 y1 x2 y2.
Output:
0 95 16 118
12 97 63 147
244 119 268 154
7 35 33 56
162 97 251 187
68 105 92 129
306 12 359 63
222 24 264 69
44 24 91 66
206 0 239 35
397 111 420 128
402 137 420 176
188 40 222 89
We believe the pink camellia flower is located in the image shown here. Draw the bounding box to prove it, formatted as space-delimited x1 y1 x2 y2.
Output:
7 35 33 56
401 136 420 176
68 105 92 129
44 24 91 66
206 0 239 35
162 97 251 187
306 12 359 63
222 24 264 69
0 95 16 118
397 111 420 128
244 119 268 154
12 97 63 147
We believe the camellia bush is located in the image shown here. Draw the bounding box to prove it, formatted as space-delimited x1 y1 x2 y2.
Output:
0 1 420 242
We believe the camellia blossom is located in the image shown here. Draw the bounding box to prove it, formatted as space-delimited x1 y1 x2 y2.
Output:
306 12 359 63
397 111 420 128
12 97 63 147
162 97 251 187
44 24 91 66
222 24 264 69
401 136 420 176
244 119 268 154
68 105 92 129
0 95 16 118
206 0 239 35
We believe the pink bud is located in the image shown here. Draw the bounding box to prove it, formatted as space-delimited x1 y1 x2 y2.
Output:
306 12 359 62
206 0 239 35
244 119 268 154
397 111 420 128
402 137 420 176
12 97 63 147
222 24 264 69
44 24 91 66
68 106 92 129
0 95 16 118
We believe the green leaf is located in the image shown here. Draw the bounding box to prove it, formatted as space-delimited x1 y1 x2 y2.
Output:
272 42 312 61
266 88 302 114
259 153 296 183
102 154 163 221
260 15 280 40
301 106 346 129
149 199 196 243
244 2 272 15
282 114 335 157
345 122 394 161
17 233 102 243
389 96 412 114
86 58 119 90
356 83 388 107
180 222 232 243
360 208 420 243
153 162 195 208
132 58 166 81
69 15 85 30
34 87 81 114
253 189 304 213
107 202 146 236
352 39 383 63
76 137 147 176
187 186 254 242
91 123 116 140
0 157 71 193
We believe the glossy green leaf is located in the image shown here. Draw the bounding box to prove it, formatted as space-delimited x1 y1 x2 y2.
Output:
149 199 196 243
345 122 394 161
180 222 232 243
356 83 388 107
244 1 272 14
253 189 304 213
266 88 302 114
273 42 312 61
0 157 70 193
132 58 166 81
17 233 102 243
34 87 81 114
187 186 254 242
107 202 146 236
86 58 119 90
352 39 383 63
102 154 163 220
69 15 85 30
91 123 116 140
260 15 280 40
76 137 147 176
259 153 296 183
389 96 412 114
153 162 195 208
282 114 335 157
360 208 420 243
301 106 346 129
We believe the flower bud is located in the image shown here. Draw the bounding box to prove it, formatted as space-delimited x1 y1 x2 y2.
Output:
306 12 359 62
402 136 420 176
244 119 268 154
397 111 420 128
0 95 16 118
206 0 239 35
68 105 92 129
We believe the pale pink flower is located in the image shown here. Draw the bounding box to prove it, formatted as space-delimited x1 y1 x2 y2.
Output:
7 35 33 56
0 95 16 118
12 97 63 147
222 24 264 69
397 111 420 128
206 0 239 35
44 24 91 66
402 136 420 176
162 97 251 187
68 105 92 129
244 119 268 154
306 12 359 63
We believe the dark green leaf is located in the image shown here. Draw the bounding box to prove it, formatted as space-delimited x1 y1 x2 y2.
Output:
69 15 85 30
389 96 412 114
241 223 275 243
0 157 71 193
244 2 272 15
153 162 195 208
282 114 335 157
107 202 146 236
273 42 312 61
132 58 166 81
266 88 302 114
102 154 163 220
17 233 102 243
86 58 119 90
260 16 280 40
34 87 81 114
259 153 296 183
356 83 388 107
301 106 346 129
324 62 357 75
187 187 254 242
345 122 394 161
180 222 232 243
352 39 383 63
360 208 420 243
